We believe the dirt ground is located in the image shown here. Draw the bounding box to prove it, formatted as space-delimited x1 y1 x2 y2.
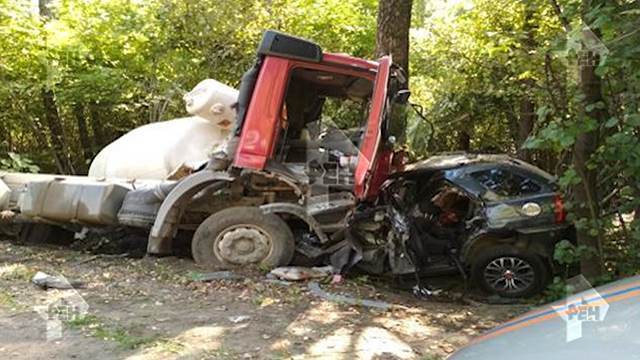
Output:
0 238 531 360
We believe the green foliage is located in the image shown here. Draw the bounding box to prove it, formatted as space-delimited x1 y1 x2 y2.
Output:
0 0 376 173
553 240 593 266
0 153 40 173
543 276 572 302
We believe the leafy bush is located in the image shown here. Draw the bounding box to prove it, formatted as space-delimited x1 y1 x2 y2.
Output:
0 153 40 173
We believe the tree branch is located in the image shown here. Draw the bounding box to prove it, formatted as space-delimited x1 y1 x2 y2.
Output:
548 0 572 32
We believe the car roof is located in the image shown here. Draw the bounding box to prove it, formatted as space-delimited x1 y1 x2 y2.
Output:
450 275 640 359
402 153 556 183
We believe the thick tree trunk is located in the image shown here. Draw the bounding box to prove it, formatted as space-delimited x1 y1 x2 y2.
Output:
574 3 608 278
375 0 413 75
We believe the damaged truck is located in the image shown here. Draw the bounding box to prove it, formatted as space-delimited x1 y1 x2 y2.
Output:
0 31 573 298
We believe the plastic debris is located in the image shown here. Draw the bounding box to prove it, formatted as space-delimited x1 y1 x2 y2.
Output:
268 266 333 281
228 315 251 323
32 271 84 290
307 282 391 310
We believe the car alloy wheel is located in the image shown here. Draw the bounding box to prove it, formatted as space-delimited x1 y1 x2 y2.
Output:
483 256 535 294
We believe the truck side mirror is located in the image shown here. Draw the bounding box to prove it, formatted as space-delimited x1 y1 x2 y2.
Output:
394 89 411 104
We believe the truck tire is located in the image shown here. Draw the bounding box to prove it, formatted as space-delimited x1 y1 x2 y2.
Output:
471 246 550 298
191 207 295 269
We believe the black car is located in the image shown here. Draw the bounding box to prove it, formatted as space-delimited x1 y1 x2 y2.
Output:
338 153 574 298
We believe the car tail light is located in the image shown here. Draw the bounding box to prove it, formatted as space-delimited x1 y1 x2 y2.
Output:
554 194 567 224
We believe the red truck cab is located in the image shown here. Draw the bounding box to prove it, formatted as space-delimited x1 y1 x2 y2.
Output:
147 31 408 266
232 31 405 200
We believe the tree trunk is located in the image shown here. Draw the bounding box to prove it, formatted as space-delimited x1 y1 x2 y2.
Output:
74 104 93 172
41 89 74 174
458 131 471 152
38 0 75 174
574 0 608 278
516 5 536 162
375 0 413 75
38 0 52 19
89 103 107 153
517 95 536 161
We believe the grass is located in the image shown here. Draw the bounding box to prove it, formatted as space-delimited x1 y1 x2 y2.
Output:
66 314 101 328
205 346 238 360
0 291 22 310
66 314 158 350
149 339 186 354
0 263 35 281
94 327 156 349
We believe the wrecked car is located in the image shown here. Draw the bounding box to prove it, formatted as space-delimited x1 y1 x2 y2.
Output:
335 153 574 298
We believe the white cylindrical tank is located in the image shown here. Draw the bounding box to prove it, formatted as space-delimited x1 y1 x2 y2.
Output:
88 79 238 180
0 179 10 210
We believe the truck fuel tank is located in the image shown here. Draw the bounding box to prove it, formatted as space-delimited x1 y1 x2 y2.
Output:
19 177 131 225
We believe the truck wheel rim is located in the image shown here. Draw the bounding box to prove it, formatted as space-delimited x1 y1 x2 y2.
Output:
483 256 535 293
214 225 272 265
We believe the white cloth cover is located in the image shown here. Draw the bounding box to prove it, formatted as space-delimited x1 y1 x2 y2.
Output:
88 79 238 180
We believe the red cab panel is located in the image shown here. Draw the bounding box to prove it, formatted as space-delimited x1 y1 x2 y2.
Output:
353 56 391 200
233 57 291 170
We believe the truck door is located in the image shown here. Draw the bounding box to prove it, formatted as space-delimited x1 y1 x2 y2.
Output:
353 56 391 200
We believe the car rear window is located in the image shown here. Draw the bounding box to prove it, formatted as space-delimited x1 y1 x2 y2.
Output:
471 168 541 198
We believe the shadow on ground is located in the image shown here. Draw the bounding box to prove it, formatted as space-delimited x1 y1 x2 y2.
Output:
0 238 529 359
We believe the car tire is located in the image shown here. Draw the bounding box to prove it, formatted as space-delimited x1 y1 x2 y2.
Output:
471 246 550 298
191 207 295 270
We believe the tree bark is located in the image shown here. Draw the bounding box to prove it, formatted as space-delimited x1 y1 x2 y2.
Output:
41 89 74 174
516 5 537 162
89 103 108 152
375 0 413 75
573 0 608 278
517 97 535 161
458 130 471 152
74 104 93 172
38 0 75 174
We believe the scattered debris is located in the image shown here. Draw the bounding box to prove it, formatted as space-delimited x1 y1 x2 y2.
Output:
69 227 147 258
190 271 243 282
228 315 251 323
268 266 333 281
307 282 391 310
0 210 16 222
31 271 84 290
331 274 343 284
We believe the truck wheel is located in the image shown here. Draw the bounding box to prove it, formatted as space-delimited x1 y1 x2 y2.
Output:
191 207 295 269
471 246 549 298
